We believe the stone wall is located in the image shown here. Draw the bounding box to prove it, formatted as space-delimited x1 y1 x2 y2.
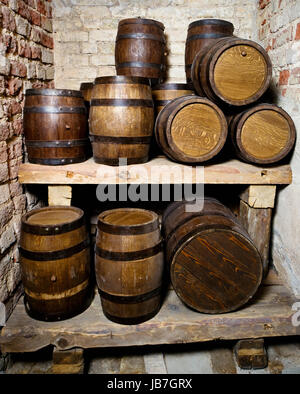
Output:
0 0 54 320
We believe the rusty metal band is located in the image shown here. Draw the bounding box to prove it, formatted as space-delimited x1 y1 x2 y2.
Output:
97 219 159 235
21 216 85 235
91 98 153 107
80 82 94 90
116 33 166 43
25 89 83 97
19 238 90 261
95 242 162 261
116 61 164 70
89 135 152 144
186 33 231 42
98 286 162 304
93 156 149 166
25 139 90 148
155 100 171 107
152 83 192 90
24 106 87 114
188 19 234 29
28 157 88 165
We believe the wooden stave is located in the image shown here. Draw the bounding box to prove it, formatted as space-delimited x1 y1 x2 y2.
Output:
152 83 194 114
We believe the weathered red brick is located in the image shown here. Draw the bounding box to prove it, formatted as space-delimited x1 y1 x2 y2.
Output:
295 23 300 41
0 76 5 95
0 0 9 4
30 45 41 59
36 0 47 15
8 100 22 116
279 69 290 85
0 122 11 140
27 0 36 8
10 61 27 77
2 8 16 32
12 118 23 136
7 78 23 96
40 31 53 49
8 36 18 55
17 0 31 21
18 40 32 58
29 9 41 26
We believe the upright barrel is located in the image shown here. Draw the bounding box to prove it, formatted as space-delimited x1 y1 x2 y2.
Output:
154 95 227 163
95 208 164 324
20 206 92 321
191 37 272 106
162 198 263 314
152 83 194 114
89 76 154 166
229 103 296 164
24 89 90 165
115 17 166 85
80 82 94 105
185 19 234 82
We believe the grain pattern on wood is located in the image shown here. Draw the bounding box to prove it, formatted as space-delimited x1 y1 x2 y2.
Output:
52 347 84 374
48 185 72 206
152 83 194 114
17 157 293 185
239 185 276 208
234 339 268 370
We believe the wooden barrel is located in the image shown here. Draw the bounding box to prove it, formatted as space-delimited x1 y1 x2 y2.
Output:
80 82 94 104
162 198 263 314
152 83 194 114
20 206 93 321
191 37 272 106
89 76 154 166
24 89 90 165
185 19 234 82
115 17 166 86
229 103 296 164
95 208 164 324
154 95 228 163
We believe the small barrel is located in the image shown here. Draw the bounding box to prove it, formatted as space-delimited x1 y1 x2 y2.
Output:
89 76 154 166
152 83 194 114
95 208 164 324
20 206 93 321
24 89 90 165
191 37 272 106
162 198 263 314
229 103 296 164
80 82 94 104
115 17 166 86
154 95 227 163
185 19 234 82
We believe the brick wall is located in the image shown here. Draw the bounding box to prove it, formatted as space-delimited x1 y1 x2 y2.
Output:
257 0 300 296
53 0 257 89
0 0 54 319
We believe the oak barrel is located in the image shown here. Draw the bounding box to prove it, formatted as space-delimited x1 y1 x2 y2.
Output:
185 18 234 82
191 37 272 106
89 76 154 166
20 206 93 321
152 83 194 114
162 198 263 314
115 17 166 86
24 89 90 165
154 95 228 163
80 82 94 104
95 208 164 324
229 103 296 164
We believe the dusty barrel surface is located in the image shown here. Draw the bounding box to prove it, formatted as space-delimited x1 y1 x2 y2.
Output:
20 206 93 321
95 208 164 324
229 103 296 164
115 17 166 85
191 37 272 106
89 76 154 166
154 95 227 163
24 89 90 165
185 18 234 82
162 198 263 314
152 83 194 114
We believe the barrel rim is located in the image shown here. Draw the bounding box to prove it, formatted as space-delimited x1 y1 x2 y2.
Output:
152 83 194 91
118 17 165 30
25 89 83 98
80 82 94 90
188 19 234 30
94 75 151 85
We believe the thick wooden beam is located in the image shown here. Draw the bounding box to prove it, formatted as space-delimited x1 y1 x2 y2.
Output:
51 347 84 374
239 185 276 208
48 185 72 206
234 339 268 369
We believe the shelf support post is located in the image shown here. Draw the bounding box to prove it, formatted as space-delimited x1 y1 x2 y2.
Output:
48 185 72 206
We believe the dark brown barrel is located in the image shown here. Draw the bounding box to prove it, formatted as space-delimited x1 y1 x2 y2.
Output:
152 83 194 114
20 206 93 321
229 103 296 164
80 82 94 104
162 198 263 314
95 208 164 324
89 76 154 166
191 37 272 106
24 89 90 165
185 19 234 82
115 17 166 86
154 95 228 163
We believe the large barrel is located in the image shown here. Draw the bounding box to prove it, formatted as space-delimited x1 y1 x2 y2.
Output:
95 208 164 324
185 19 234 82
20 206 93 321
115 17 166 86
152 83 194 114
154 95 227 163
229 103 296 164
162 198 263 314
191 37 272 106
24 89 90 165
89 76 154 166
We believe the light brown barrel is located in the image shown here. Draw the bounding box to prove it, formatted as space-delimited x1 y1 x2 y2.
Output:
152 83 194 114
162 198 263 314
20 206 93 321
191 37 272 106
89 76 154 166
115 18 166 86
154 95 228 163
229 103 296 164
185 19 234 82
95 208 164 324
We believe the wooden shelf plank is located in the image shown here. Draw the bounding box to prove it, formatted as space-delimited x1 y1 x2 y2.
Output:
18 157 292 185
0 283 297 353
